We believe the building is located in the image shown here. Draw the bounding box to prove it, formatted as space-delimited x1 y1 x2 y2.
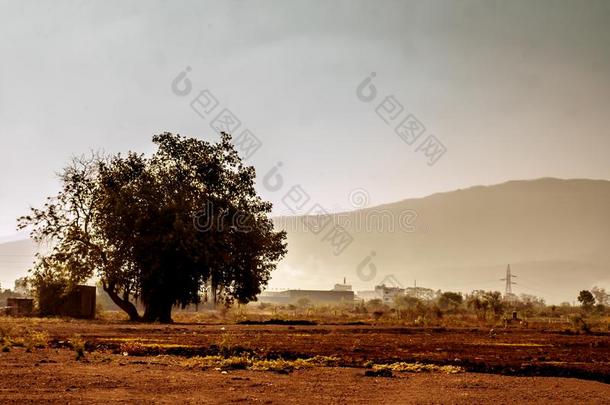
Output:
258 282 354 305
61 285 97 319
404 286 438 300
332 277 352 292
5 298 34 317
39 284 97 319
355 290 381 302
357 283 440 304
375 284 405 304
356 284 405 303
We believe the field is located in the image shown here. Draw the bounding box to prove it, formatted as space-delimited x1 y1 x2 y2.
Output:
1 314 609 403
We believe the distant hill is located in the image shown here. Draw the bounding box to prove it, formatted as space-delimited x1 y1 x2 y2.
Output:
272 178 610 303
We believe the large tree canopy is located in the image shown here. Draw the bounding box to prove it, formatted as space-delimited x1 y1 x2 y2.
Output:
18 132 287 322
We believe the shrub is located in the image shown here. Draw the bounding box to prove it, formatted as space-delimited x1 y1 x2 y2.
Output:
569 315 591 334
218 331 235 356
0 324 14 351
24 331 50 352
372 310 385 321
32 271 70 317
69 334 86 360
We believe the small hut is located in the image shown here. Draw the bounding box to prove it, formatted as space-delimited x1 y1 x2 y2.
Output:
59 285 97 319
39 284 97 319
6 298 34 317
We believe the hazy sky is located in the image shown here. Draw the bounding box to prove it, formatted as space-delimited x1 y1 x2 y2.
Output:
1 0 609 238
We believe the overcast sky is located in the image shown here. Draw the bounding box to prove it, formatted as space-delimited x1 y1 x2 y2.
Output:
1 0 609 238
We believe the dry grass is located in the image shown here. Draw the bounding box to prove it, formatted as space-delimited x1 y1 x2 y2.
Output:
69 334 87 360
372 362 464 374
118 341 199 356
177 355 461 374
0 320 51 352
180 355 341 372
483 342 551 347
23 331 50 351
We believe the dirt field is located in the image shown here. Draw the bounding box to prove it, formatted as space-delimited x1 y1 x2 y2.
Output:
1 318 609 403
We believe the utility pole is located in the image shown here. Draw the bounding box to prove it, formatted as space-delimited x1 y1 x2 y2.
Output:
501 264 517 295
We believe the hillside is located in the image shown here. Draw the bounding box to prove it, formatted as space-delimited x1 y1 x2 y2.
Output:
271 178 610 303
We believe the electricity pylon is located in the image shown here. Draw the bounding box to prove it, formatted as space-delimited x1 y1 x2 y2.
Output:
501 264 517 295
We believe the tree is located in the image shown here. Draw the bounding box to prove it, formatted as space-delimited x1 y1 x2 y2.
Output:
591 286 608 306
13 277 30 296
18 133 287 322
296 298 311 309
437 292 463 311
513 294 545 317
465 290 503 320
395 295 421 309
483 291 504 317
577 290 595 310
466 291 488 320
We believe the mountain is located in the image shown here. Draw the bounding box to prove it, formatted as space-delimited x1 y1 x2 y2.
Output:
271 178 610 304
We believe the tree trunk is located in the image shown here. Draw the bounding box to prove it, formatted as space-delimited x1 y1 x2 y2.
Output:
142 297 173 323
103 284 141 322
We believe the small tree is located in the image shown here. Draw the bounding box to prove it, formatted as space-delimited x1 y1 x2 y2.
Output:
296 298 311 309
395 295 421 309
591 287 608 306
438 292 463 311
30 265 70 316
484 291 504 318
466 294 487 320
577 290 595 310
394 295 423 321
13 277 30 296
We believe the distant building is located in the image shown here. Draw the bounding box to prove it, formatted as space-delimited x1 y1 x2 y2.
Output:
5 298 34 317
357 283 438 303
355 290 381 302
257 290 286 302
375 284 405 304
356 284 404 303
258 281 354 305
404 287 438 300
332 277 352 292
